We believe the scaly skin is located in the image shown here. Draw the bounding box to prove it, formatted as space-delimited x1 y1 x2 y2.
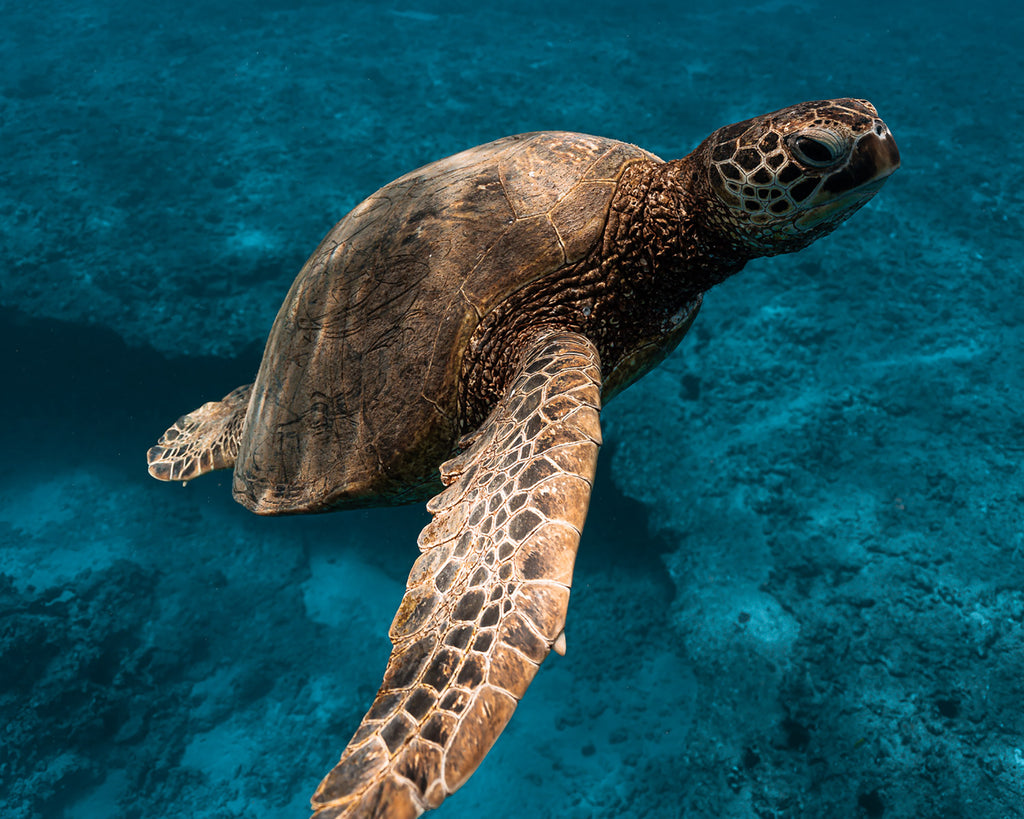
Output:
310 331 601 818
460 99 900 426
147 384 252 482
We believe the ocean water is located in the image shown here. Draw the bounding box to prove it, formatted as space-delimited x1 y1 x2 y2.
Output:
1 0 1021 817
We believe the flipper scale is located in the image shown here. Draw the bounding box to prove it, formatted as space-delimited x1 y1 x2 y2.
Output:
311 331 602 818
146 384 252 482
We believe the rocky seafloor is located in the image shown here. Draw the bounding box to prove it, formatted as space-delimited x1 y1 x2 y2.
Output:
2 0 1022 817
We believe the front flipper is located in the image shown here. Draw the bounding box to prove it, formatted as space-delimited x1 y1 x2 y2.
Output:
311 331 602 818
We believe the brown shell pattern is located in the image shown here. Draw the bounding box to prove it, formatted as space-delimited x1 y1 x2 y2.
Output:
230 133 651 514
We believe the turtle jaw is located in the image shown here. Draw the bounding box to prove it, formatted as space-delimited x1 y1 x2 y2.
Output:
794 123 900 231
794 173 889 231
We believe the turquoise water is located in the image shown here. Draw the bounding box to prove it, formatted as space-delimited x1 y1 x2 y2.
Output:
2 1 1021 817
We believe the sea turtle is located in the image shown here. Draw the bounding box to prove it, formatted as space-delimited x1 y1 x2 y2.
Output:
147 98 899 818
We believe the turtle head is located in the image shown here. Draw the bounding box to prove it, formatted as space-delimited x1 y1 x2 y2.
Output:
694 98 900 256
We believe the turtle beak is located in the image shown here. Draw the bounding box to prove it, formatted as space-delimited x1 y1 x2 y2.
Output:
795 120 899 230
872 120 901 176
824 120 900 196
857 120 900 183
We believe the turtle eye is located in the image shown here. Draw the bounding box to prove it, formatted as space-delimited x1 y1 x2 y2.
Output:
788 129 845 167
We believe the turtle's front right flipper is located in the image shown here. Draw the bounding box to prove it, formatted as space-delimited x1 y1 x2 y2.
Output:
147 383 252 482
311 330 602 818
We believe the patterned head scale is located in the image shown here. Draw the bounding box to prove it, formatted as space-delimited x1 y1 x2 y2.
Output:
696 99 900 255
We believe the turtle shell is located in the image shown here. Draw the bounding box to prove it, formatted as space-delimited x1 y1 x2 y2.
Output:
233 132 658 514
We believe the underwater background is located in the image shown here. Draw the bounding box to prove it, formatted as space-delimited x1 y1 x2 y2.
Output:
2 0 1021 817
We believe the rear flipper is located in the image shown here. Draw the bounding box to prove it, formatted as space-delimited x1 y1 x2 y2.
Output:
147 384 253 482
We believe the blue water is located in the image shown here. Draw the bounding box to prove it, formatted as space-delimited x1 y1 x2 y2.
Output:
2 1 1021 817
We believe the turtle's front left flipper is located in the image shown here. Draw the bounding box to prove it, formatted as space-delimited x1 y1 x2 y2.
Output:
311 331 602 819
